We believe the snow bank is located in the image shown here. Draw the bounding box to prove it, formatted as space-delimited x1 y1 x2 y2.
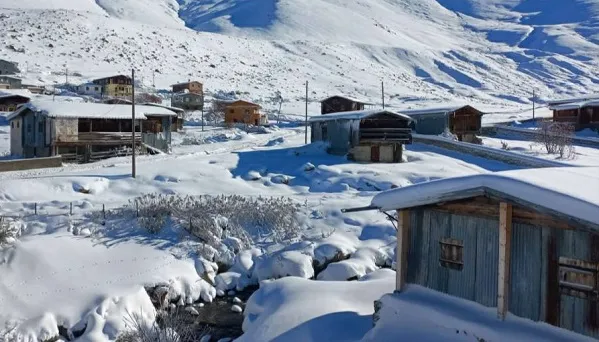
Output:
317 247 389 281
253 250 314 281
239 271 395 342
365 285 594 342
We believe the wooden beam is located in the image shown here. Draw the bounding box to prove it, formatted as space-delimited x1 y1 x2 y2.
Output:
396 209 410 292
498 202 513 320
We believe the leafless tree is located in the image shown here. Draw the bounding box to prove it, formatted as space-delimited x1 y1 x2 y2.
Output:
205 100 227 126
536 122 575 159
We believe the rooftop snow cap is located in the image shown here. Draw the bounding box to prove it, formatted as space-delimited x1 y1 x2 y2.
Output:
309 109 413 123
370 167 599 228
7 100 177 121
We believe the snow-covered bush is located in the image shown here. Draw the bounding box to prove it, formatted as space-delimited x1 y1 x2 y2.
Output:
439 128 458 141
536 122 575 158
127 194 306 249
0 217 21 245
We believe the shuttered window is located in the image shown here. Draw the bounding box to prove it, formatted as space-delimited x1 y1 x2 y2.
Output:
439 238 464 271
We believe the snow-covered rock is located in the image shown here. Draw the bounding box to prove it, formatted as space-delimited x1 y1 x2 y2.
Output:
253 250 315 281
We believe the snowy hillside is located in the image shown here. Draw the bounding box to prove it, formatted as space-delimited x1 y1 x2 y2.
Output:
0 0 598 115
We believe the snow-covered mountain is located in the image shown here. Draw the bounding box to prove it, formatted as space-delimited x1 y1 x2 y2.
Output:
1 0 598 112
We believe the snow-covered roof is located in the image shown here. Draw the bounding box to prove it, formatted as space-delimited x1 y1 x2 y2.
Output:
546 94 599 106
141 103 185 113
0 92 29 100
398 105 481 117
309 109 413 123
371 167 599 228
549 100 599 111
7 101 177 120
321 95 373 104
0 89 32 98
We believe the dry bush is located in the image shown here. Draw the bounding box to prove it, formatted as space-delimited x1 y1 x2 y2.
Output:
205 100 228 125
536 122 576 158
500 141 510 150
128 194 305 247
117 311 209 342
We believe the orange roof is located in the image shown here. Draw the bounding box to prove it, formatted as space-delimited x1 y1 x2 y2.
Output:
224 100 261 108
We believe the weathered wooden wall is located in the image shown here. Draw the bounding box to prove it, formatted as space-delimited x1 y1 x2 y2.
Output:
408 207 599 339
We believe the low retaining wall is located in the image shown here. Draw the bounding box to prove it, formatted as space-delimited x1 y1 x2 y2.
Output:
0 156 63 172
484 125 599 149
412 134 570 168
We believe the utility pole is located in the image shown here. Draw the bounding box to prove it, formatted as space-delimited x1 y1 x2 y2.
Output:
131 69 136 178
305 81 308 144
381 80 385 109
201 109 204 132
532 88 536 121
152 70 156 89
65 67 68 85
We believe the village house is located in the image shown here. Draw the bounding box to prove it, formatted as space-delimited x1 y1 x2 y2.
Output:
309 109 413 163
0 75 22 89
401 105 484 142
171 81 204 111
7 100 176 162
321 95 372 115
223 100 268 126
549 100 599 130
76 82 103 97
343 167 599 340
92 75 133 98
0 92 30 112
0 59 19 75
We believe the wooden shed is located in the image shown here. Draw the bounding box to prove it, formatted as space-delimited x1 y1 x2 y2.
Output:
549 100 599 130
321 95 372 115
309 109 412 163
344 167 599 339
141 103 185 131
7 101 176 162
401 105 484 142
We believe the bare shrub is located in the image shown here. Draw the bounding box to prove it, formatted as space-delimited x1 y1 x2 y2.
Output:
536 122 576 158
205 100 228 125
500 141 510 150
117 311 209 342
128 194 305 247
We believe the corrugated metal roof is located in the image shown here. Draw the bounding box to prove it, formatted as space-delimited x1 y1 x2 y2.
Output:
549 100 599 111
7 101 177 121
546 94 599 106
308 109 413 123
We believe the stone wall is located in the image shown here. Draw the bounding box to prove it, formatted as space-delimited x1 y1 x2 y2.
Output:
0 156 63 172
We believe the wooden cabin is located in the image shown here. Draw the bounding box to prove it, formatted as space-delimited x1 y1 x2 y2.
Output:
344 167 599 340
401 105 484 142
0 93 29 112
546 94 599 107
309 109 413 163
224 100 268 126
171 81 203 94
550 100 599 130
321 95 371 115
7 101 176 162
141 103 185 131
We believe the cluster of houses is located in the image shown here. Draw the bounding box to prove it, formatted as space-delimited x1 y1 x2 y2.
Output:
548 94 599 130
310 95 484 163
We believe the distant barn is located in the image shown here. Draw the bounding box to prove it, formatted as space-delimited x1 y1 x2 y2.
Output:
402 105 484 142
320 95 372 115
549 100 599 130
309 109 412 163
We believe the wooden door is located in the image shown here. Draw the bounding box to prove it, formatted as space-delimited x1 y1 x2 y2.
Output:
371 145 379 162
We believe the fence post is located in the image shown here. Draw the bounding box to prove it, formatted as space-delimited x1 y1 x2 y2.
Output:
70 202 73 215
34 202 37 215
136 201 139 217
102 204 106 220
189 216 192 232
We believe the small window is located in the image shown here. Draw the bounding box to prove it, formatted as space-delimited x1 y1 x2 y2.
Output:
11 122 14 128
229 109 234 114
38 122 44 133
559 257 598 298
17 121 19 128
439 238 463 270
86 86 89 91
